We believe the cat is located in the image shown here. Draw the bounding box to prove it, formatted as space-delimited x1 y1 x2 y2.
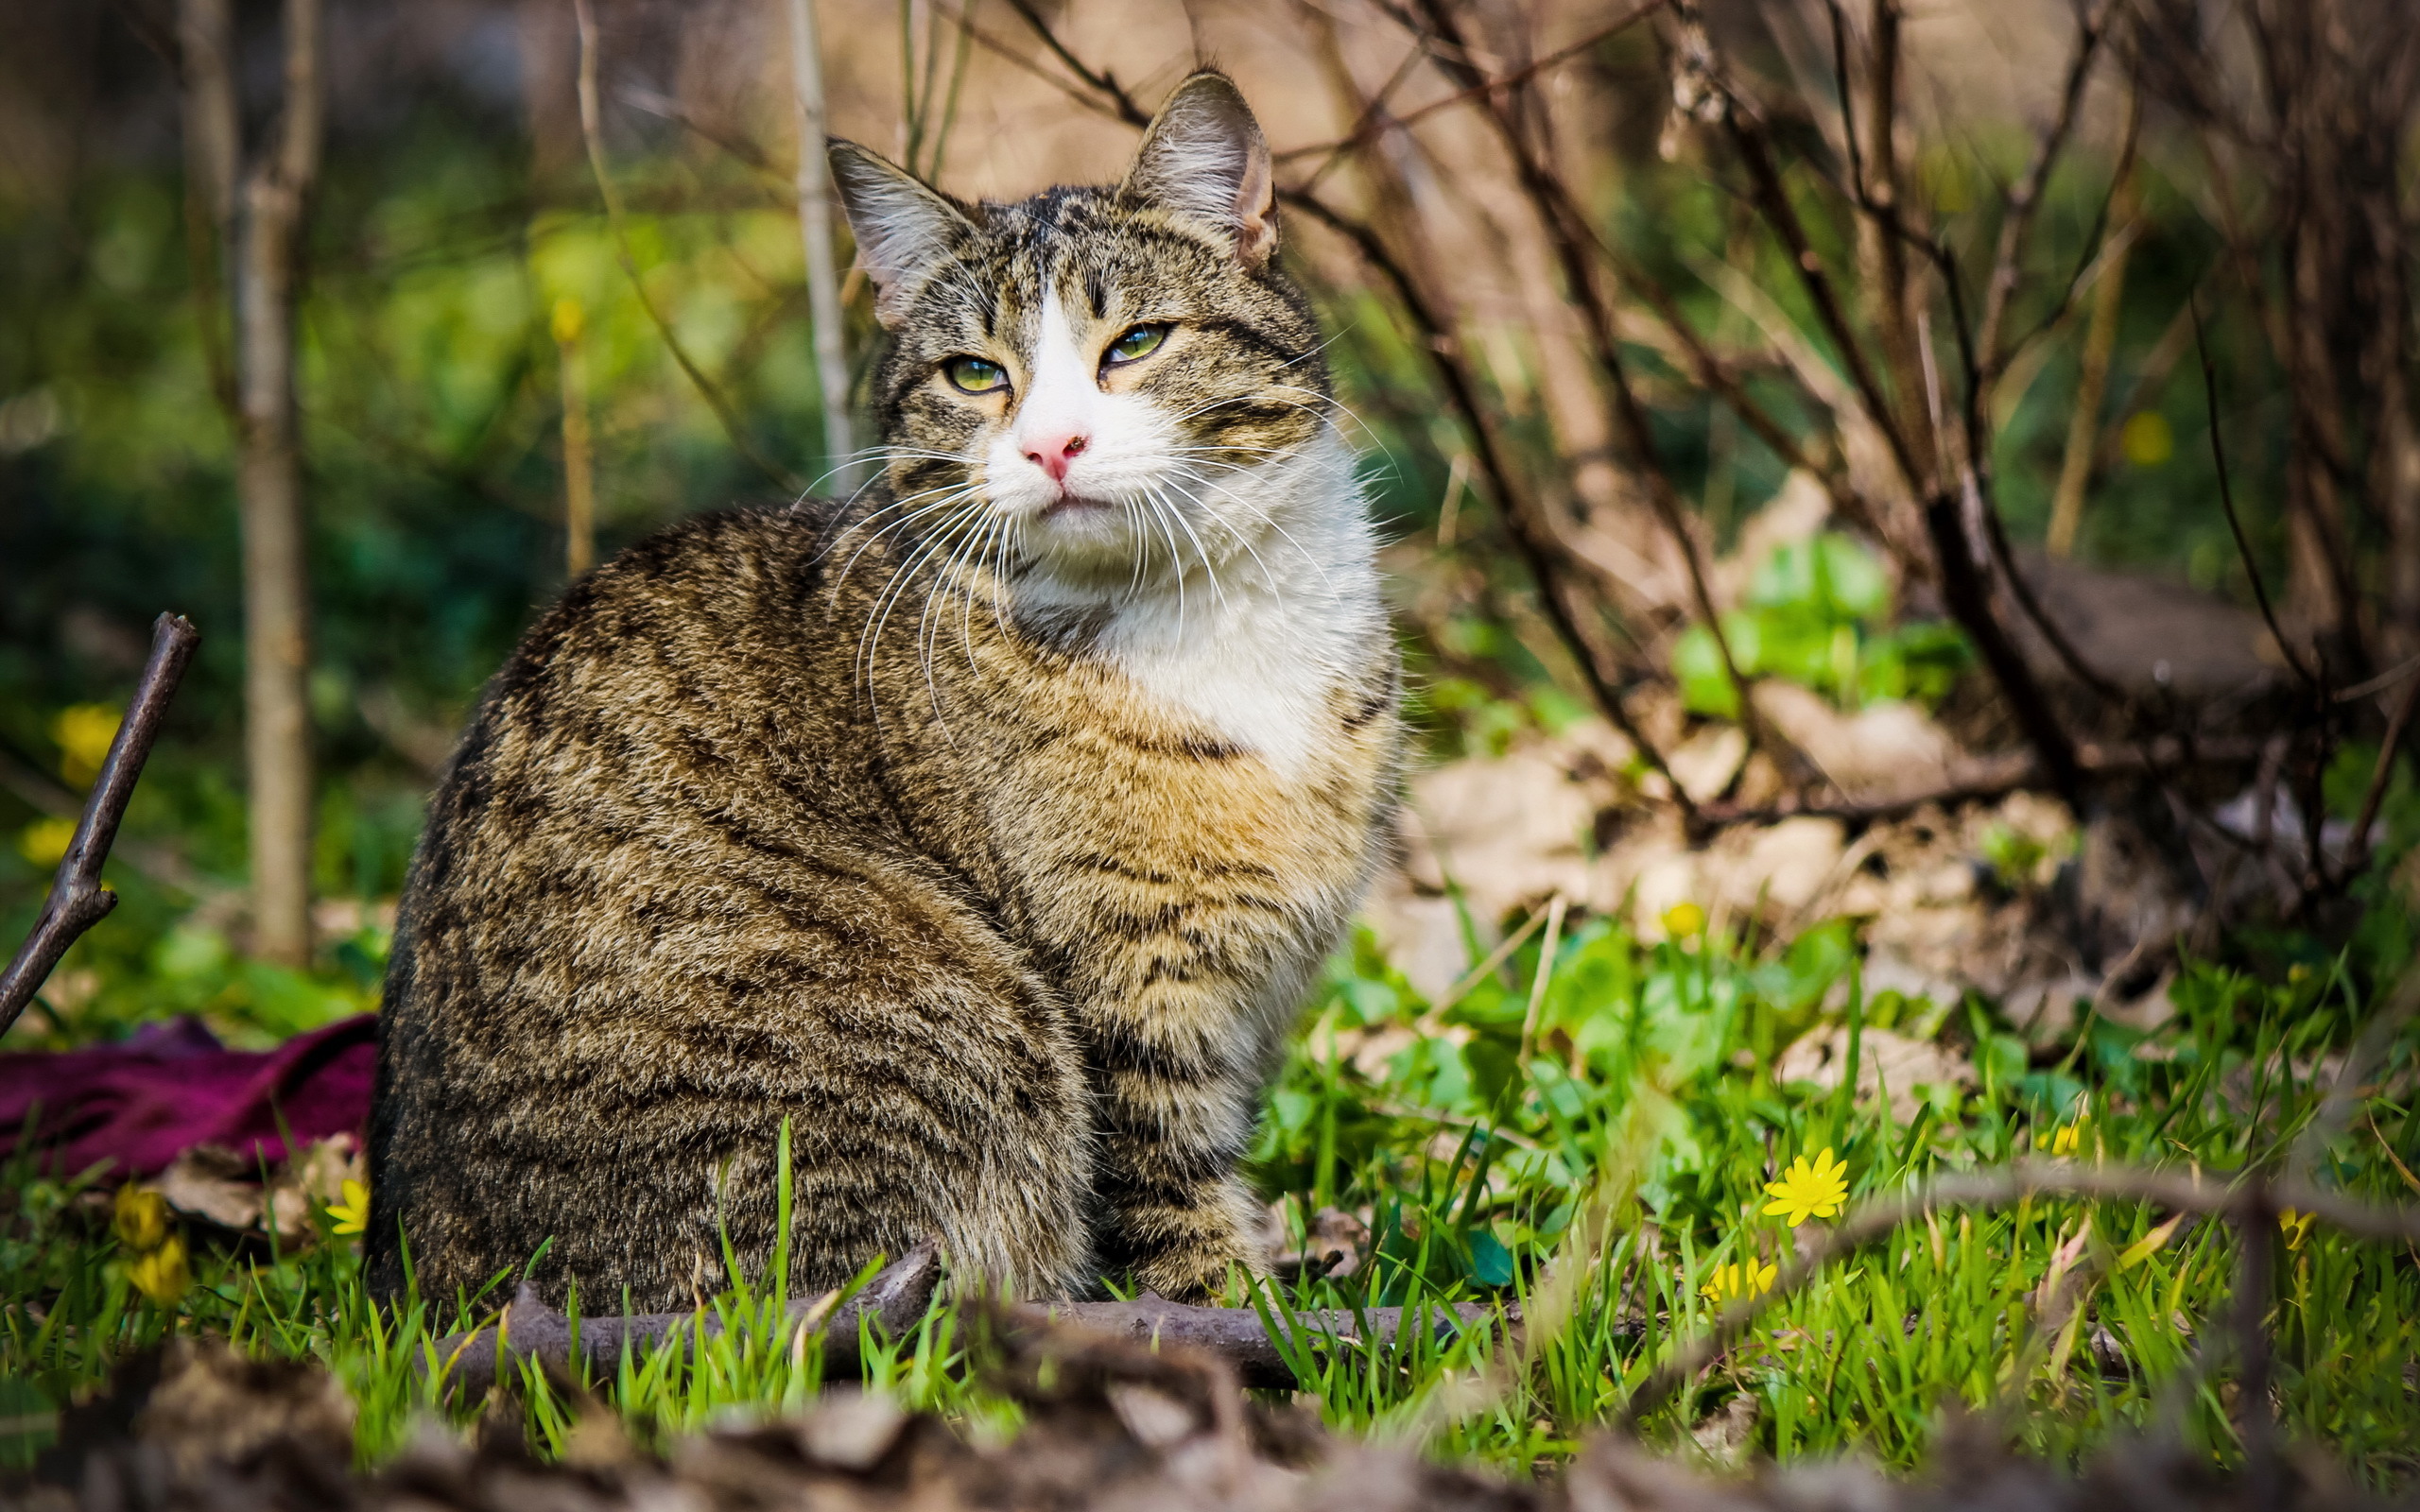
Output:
365 70 1400 1312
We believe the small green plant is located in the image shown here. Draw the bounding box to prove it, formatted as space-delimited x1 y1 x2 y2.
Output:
1671 533 1971 718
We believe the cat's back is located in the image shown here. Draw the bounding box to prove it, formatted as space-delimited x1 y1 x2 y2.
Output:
367 499 1073 1303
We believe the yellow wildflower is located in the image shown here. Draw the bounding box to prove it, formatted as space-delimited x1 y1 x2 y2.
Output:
53 704 121 788
113 1184 169 1252
1762 1147 1849 1228
2278 1209 2314 1251
2038 1120 2085 1157
551 296 585 345
1661 901 1706 940
326 1177 371 1237
129 1234 190 1305
1700 1257 1777 1304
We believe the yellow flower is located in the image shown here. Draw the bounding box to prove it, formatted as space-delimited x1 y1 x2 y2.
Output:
326 1177 370 1237
2278 1209 2314 1251
113 1184 169 1252
129 1234 190 1304
53 704 121 788
1700 1257 1777 1304
17 816 76 868
551 296 585 345
1661 901 1706 940
1762 1147 1849 1228
2038 1120 2085 1157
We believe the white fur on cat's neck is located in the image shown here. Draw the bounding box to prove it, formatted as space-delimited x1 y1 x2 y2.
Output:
1001 290 1381 781
1092 433 1377 781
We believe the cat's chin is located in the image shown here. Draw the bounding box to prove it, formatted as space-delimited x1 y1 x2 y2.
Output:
1037 494 1115 521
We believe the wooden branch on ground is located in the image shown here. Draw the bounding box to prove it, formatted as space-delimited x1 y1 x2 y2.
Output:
1692 733 2272 829
0 614 201 1040
433 1238 1504 1397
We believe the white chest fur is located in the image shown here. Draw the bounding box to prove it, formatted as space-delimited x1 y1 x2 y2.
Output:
1092 435 1381 780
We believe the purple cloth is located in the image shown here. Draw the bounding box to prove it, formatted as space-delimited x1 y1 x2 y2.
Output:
0 1014 377 1177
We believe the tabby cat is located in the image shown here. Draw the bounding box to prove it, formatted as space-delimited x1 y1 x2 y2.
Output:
366 71 1400 1311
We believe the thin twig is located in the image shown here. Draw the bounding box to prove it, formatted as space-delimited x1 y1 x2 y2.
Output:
2192 294 2318 691
0 615 201 1040
1925 497 2086 810
997 0 1149 125
434 1238 1498 1396
1409 0 1765 761
2341 672 2420 878
571 0 804 496
1275 1 1668 168
1976 0 2129 372
1279 187 1694 818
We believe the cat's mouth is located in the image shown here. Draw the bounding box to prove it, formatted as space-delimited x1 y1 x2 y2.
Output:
1038 494 1115 520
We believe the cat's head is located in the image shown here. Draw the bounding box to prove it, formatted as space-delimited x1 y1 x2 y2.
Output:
829 72 1345 601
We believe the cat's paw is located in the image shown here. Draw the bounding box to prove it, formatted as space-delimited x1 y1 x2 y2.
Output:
1127 1185 1269 1301
1131 1240 1261 1303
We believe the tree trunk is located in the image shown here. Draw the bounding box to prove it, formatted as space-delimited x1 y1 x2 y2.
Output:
228 0 324 967
787 0 856 492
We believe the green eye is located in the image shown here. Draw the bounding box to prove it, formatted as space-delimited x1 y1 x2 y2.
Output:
1105 323 1170 365
944 355 1007 394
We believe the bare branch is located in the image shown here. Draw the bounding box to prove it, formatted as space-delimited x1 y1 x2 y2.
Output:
1281 188 1697 817
1925 497 2085 810
571 0 804 497
1408 0 1770 766
173 0 238 413
1976 0 2129 372
0 615 201 1040
997 0 1150 126
2192 296 2319 692
433 1239 1502 1397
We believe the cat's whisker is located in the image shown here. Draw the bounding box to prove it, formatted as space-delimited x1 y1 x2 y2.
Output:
1135 491 1192 637
1147 483 1234 616
856 500 990 702
1163 459 1340 596
916 509 1000 728
1163 474 1285 601
1116 494 1153 602
825 484 988 578
1162 469 1315 597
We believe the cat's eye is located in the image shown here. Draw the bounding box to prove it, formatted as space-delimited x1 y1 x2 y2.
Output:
1104 324 1170 367
944 355 1008 394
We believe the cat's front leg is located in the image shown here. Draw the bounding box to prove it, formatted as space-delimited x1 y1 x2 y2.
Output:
1082 1003 1270 1299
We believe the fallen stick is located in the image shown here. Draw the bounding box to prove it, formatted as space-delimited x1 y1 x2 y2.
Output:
1008 1294 1504 1391
0 613 201 1040
433 1240 1504 1397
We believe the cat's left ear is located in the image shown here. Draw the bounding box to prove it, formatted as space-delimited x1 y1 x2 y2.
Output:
1120 71 1277 271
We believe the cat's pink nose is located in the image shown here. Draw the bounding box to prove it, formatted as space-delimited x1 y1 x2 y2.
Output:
1023 431 1088 483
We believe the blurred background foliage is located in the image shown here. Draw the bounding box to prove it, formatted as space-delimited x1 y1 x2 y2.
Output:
0 0 2390 1049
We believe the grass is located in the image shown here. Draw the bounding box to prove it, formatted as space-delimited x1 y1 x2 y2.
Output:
3 902 2418 1485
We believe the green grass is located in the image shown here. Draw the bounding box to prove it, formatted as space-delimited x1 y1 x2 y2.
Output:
5 912 2418 1485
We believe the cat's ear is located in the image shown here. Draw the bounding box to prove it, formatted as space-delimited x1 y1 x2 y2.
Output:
828 141 978 329
1120 72 1277 271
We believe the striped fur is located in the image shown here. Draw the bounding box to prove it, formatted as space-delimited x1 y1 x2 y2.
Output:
366 72 1400 1309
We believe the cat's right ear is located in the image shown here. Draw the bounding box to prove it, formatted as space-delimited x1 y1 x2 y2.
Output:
827 141 977 329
